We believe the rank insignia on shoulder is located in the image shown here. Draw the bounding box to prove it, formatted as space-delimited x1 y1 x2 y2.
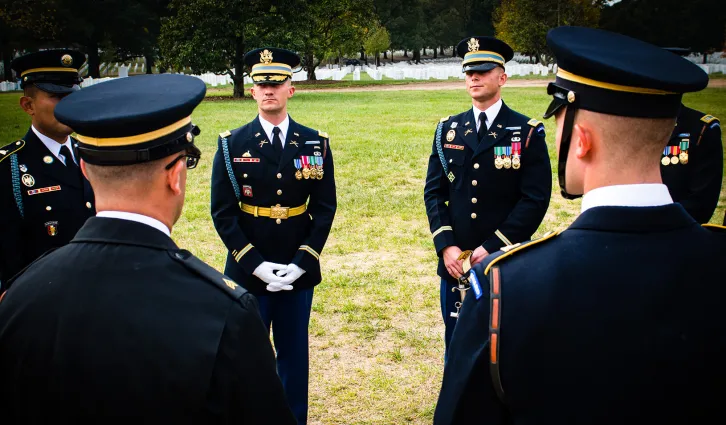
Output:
220 130 232 138
440 116 450 123
223 278 238 290
701 114 719 124
0 140 26 163
318 130 329 138
482 230 560 276
527 119 543 127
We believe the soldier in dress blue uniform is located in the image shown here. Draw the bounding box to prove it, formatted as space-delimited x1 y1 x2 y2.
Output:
424 36 552 356
659 47 723 224
434 27 726 425
211 47 337 425
0 74 296 424
0 49 95 288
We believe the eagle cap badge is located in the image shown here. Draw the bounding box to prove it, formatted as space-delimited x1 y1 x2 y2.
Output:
467 38 479 52
260 49 273 64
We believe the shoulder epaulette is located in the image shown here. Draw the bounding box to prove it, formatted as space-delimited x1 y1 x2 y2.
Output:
318 130 329 139
483 230 560 276
700 115 719 124
168 250 247 300
440 115 450 123
0 140 26 164
219 130 231 138
527 118 543 127
702 223 726 232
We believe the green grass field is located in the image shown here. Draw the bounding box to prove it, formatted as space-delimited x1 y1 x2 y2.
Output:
1 87 725 424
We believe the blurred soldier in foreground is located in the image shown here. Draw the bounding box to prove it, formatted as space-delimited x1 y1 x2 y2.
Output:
0 74 296 424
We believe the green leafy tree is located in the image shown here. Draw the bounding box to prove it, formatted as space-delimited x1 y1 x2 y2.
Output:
494 0 603 64
160 0 297 97
364 24 391 66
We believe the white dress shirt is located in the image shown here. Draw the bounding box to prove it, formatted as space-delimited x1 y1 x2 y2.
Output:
32 125 76 165
473 98 503 132
259 115 290 148
96 211 171 236
580 184 673 213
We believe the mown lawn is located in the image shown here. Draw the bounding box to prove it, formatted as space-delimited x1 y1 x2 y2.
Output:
1 86 724 424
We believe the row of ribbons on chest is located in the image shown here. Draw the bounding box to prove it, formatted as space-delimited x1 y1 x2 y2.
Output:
293 155 324 180
661 140 689 166
494 142 522 170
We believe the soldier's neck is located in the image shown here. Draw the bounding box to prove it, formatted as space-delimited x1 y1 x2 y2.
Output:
31 123 69 145
471 94 501 113
259 110 288 126
583 164 663 195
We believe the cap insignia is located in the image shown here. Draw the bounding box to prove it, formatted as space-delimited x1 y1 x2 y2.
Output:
260 49 273 64
467 38 479 52
61 54 73 67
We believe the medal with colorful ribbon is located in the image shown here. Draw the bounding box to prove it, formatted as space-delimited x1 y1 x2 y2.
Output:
302 156 311 179
679 139 689 164
316 156 324 180
511 142 521 169
308 156 318 179
494 146 504 169
661 146 670 166
294 158 303 180
503 146 512 169
670 145 680 165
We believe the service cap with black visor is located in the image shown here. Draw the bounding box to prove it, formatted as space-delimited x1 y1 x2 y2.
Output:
244 47 300 85
456 36 513 73
11 49 85 94
53 74 205 167
543 26 709 199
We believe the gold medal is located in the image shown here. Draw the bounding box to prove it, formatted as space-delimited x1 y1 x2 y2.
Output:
309 167 318 179
295 170 303 180
494 157 503 169
503 157 512 169
661 156 670 166
679 152 688 163
512 155 521 167
302 167 311 179
670 155 679 165
317 167 324 180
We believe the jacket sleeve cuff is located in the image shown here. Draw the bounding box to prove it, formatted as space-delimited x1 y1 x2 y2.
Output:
232 244 265 275
292 245 320 272
433 226 456 254
482 230 513 254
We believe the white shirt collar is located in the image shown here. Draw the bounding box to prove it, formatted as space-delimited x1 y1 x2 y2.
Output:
581 184 673 213
472 98 503 131
258 115 290 148
31 125 75 165
96 211 171 236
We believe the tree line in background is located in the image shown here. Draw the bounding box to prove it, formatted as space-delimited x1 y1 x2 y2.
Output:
1 0 724 97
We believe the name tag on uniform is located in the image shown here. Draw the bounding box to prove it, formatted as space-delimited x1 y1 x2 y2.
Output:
305 140 320 145
444 144 464 150
28 185 61 196
234 158 260 163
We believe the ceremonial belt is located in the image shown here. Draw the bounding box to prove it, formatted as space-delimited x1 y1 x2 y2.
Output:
240 203 307 219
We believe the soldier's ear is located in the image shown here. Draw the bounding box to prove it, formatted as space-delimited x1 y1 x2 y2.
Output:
166 157 185 197
19 95 34 116
572 123 593 160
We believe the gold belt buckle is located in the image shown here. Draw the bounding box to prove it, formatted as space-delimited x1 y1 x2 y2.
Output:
269 204 289 219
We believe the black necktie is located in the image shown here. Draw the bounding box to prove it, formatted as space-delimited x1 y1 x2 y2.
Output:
59 145 78 170
477 111 487 142
272 127 283 156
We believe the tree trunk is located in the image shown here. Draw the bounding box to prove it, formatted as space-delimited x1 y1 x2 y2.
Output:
423 47 426 56
452 47 456 57
413 49 421 64
703 53 707 64
305 51 316 80
440 46 444 55
403 49 408 58
2 44 13 81
433 47 437 59
376 52 380 67
360 48 365 60
233 37 245 98
87 39 100 78
144 54 154 74
383 51 388 59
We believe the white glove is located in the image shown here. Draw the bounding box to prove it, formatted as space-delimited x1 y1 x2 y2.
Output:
275 264 306 286
253 262 288 285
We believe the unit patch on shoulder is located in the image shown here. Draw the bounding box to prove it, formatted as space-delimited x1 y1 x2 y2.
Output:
219 130 232 138
700 114 719 124
483 230 560 276
0 140 26 164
